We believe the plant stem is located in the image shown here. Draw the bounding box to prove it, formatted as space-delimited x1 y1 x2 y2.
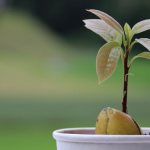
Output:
122 49 129 113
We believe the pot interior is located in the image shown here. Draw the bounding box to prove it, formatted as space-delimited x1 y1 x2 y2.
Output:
61 128 95 135
57 127 150 135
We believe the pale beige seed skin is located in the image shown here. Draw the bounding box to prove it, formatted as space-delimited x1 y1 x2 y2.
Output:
96 107 141 135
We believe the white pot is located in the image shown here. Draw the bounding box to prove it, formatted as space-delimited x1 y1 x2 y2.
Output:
53 127 150 150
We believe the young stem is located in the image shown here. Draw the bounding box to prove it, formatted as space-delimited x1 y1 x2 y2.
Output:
122 49 129 113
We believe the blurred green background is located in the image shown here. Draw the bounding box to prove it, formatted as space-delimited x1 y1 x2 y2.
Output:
0 0 150 150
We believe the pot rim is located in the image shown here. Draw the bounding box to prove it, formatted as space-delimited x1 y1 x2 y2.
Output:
53 127 150 143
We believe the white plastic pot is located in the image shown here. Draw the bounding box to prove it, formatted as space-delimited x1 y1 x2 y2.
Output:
53 127 150 150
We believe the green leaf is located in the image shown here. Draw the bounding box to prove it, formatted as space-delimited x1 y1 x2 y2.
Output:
129 52 150 67
87 9 123 35
136 38 150 51
83 19 122 44
120 48 125 64
132 19 150 34
96 42 121 83
124 23 133 47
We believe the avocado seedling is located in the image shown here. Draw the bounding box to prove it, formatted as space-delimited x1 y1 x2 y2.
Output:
83 9 150 135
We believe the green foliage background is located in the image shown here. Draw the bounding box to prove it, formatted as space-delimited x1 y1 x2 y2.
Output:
0 1 150 150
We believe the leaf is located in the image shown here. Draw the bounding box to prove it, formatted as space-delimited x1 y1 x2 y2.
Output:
120 48 125 64
87 9 123 34
136 38 150 51
96 42 121 83
132 19 150 34
83 19 122 44
124 23 133 46
129 52 150 67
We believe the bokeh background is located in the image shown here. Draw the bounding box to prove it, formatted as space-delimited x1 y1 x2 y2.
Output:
0 0 150 150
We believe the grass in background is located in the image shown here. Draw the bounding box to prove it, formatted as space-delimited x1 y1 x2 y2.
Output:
0 10 150 150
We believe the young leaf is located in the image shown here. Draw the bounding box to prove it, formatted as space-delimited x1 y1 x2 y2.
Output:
129 52 150 67
83 19 122 44
124 23 133 47
96 42 121 83
136 38 150 51
132 19 150 34
87 9 123 34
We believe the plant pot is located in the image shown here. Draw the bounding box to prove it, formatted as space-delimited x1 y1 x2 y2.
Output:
53 127 150 150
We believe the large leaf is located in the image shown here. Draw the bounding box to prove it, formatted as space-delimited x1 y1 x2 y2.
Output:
87 9 123 34
83 19 122 44
96 42 121 83
136 38 150 51
129 52 150 67
132 19 150 34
